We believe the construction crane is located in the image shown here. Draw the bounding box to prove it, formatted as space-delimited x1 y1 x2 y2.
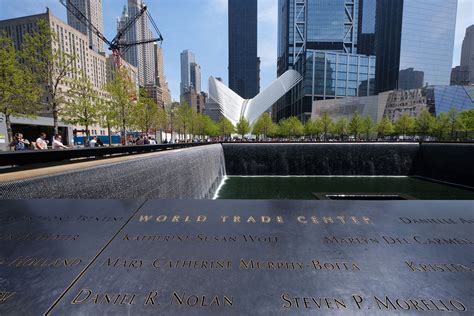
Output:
59 0 163 68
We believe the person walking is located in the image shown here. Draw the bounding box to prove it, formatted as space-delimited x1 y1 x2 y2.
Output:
89 136 97 148
52 134 68 149
9 133 30 151
35 133 48 150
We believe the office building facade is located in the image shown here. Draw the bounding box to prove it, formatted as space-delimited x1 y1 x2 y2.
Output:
228 0 259 99
66 0 104 53
375 0 458 93
154 43 172 105
0 9 108 144
275 0 377 122
118 0 156 86
459 25 474 85
180 50 201 95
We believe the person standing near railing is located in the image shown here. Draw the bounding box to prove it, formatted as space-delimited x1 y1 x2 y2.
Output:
9 133 30 151
35 133 48 150
52 134 68 149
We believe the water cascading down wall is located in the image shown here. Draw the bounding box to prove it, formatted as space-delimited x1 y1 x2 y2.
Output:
0 143 472 199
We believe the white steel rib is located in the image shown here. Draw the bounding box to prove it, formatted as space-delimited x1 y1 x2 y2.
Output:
208 70 303 125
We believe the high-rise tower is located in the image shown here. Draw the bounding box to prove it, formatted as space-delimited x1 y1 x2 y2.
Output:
118 0 156 86
275 0 376 122
228 0 259 99
375 0 458 93
154 43 172 105
460 25 474 85
66 0 104 53
180 50 201 95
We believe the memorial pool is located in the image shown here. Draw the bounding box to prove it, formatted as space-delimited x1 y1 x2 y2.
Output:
216 176 474 200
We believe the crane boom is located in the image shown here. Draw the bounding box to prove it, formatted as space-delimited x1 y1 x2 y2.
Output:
59 0 111 47
58 0 163 68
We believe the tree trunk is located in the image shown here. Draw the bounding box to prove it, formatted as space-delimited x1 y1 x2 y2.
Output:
85 123 89 147
53 101 59 135
5 114 13 150
107 123 112 146
122 117 127 146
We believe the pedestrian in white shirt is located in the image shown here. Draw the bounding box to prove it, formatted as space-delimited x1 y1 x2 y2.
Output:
35 133 48 150
89 136 97 147
52 134 68 149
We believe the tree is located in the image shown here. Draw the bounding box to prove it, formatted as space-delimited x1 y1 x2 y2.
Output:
394 113 415 138
279 116 304 139
63 73 99 142
164 102 178 141
236 116 250 138
21 19 77 134
97 97 118 146
105 68 136 144
447 107 464 140
0 34 41 144
333 117 349 139
304 118 323 140
348 112 363 138
131 88 165 135
415 108 436 136
320 112 333 140
203 115 219 137
362 116 375 140
434 112 450 140
174 102 194 140
253 113 276 139
218 117 235 138
377 116 394 138
460 109 474 140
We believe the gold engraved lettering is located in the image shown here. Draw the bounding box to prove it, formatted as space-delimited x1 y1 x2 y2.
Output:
280 294 346 310
156 215 167 222
373 296 467 312
322 217 334 224
352 295 364 309
297 216 307 223
171 292 232 307
405 261 473 273
72 289 92 304
139 215 153 222
144 291 160 305
71 289 137 305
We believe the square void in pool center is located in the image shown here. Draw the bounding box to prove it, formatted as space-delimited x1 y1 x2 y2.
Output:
215 176 474 200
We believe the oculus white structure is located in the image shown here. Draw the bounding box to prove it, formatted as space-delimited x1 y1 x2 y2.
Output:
208 70 303 125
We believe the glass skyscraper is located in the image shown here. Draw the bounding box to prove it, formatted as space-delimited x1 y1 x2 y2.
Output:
375 0 458 93
275 0 376 122
228 0 259 99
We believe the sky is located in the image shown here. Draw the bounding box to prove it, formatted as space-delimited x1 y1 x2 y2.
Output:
0 0 473 102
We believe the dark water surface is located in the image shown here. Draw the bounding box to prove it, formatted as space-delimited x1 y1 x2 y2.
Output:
216 176 474 200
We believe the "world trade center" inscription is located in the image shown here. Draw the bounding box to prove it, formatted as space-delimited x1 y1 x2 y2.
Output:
0 199 472 315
